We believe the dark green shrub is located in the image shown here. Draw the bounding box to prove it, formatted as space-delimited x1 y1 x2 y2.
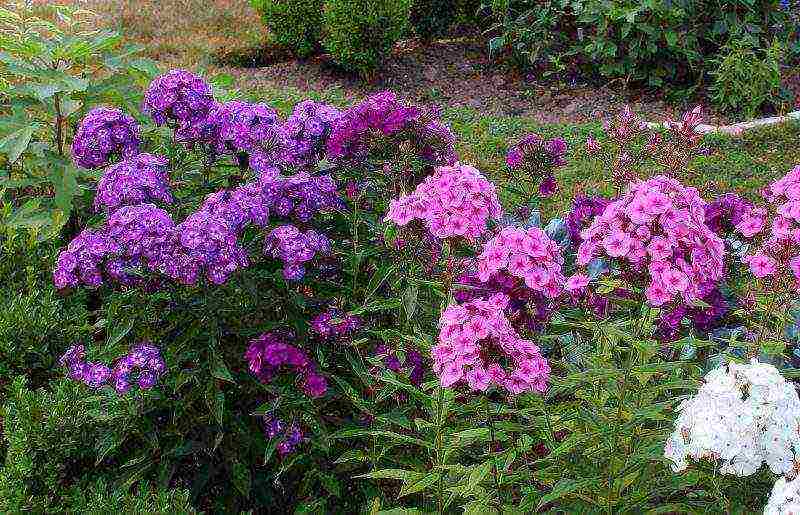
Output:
250 0 324 58
410 0 457 39
322 0 412 77
64 479 195 513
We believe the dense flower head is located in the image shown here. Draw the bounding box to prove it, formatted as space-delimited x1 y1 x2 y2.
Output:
477 226 565 298
264 225 331 281
143 69 215 143
202 100 287 175
106 204 177 285
566 195 612 247
327 91 420 161
310 308 361 339
260 172 343 223
741 166 800 288
664 359 800 476
386 164 503 239
244 332 327 398
282 100 343 167
432 293 550 395
53 228 120 289
262 415 306 456
60 342 165 394
766 475 800 515
704 193 763 237
506 133 567 196
94 154 173 213
578 175 725 306
168 206 249 285
411 109 458 166
72 106 140 169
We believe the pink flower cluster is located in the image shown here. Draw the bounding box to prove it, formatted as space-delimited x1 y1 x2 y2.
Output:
432 293 550 395
476 226 565 298
578 175 725 306
742 166 800 285
385 164 503 239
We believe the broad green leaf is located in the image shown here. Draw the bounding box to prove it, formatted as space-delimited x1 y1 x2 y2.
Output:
537 478 599 509
210 350 235 383
398 472 440 498
0 124 35 163
356 468 423 481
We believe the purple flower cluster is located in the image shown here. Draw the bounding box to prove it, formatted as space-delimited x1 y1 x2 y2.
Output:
326 91 456 165
94 154 173 213
203 101 287 176
310 308 361 339
143 69 215 143
373 344 425 386
705 193 763 238
106 204 177 285
53 229 120 289
244 332 328 398
72 107 141 169
262 172 343 222
657 287 729 341
60 342 165 393
282 100 343 167
566 195 612 247
264 225 331 281
506 134 568 197
262 415 306 456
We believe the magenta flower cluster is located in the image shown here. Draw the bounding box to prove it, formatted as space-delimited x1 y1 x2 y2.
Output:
94 154 173 213
432 293 550 394
264 225 331 281
244 332 328 398
477 226 566 298
742 165 800 284
326 91 456 165
60 342 165 393
142 69 215 144
566 195 612 246
72 107 140 169
282 100 343 167
262 415 306 456
578 175 725 306
506 133 567 196
310 308 362 339
704 193 762 237
386 164 503 239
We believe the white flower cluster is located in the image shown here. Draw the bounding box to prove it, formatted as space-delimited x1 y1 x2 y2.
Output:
766 475 800 515
665 359 800 477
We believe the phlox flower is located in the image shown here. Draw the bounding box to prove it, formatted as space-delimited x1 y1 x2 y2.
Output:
94 154 173 213
244 332 327 398
72 107 140 169
143 69 215 144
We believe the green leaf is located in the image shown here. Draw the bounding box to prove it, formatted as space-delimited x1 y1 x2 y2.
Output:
0 124 35 163
210 349 235 383
317 471 342 497
665 31 678 47
398 472 441 498
467 460 493 490
356 468 423 481
232 460 251 498
537 478 599 509
107 318 133 347
50 163 78 216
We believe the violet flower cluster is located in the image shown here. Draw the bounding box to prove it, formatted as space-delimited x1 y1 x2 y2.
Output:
577 175 725 306
264 225 331 281
244 332 327 398
506 133 567 197
310 308 362 340
60 342 165 394
566 195 612 247
262 415 306 456
72 106 140 169
203 100 287 176
386 164 503 239
282 100 343 167
94 154 173 213
656 287 729 341
741 166 800 286
372 344 425 386
705 193 764 238
143 69 215 144
262 172 343 223
477 226 566 298
433 293 550 394
53 228 121 289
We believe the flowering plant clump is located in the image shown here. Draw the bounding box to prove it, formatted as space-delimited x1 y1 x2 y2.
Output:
578 175 725 306
244 332 328 398
53 228 120 289
59 342 165 393
664 359 800 476
432 293 550 394
310 308 361 340
202 100 287 175
94 154 173 213
264 225 331 281
282 100 343 167
72 106 141 169
142 69 215 144
477 226 566 298
264 172 343 223
385 164 503 239
565 195 612 247
506 133 567 196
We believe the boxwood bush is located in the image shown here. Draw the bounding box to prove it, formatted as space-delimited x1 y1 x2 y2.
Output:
250 0 324 58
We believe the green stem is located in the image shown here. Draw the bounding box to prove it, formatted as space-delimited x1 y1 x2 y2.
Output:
435 386 445 515
485 396 500 503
